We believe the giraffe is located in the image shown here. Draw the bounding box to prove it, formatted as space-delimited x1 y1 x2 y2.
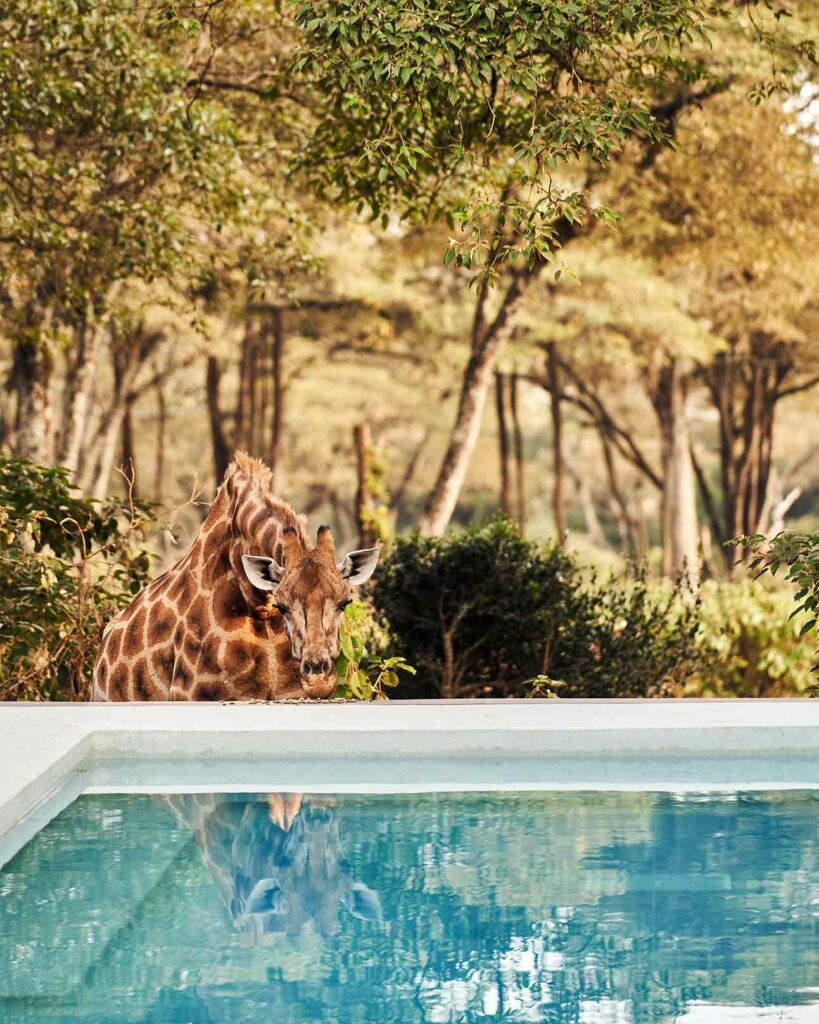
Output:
92 452 379 701
165 792 382 940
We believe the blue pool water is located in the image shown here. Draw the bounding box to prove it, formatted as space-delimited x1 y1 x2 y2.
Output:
0 790 817 1023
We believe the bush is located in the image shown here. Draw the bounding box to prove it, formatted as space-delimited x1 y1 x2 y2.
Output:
333 598 415 701
687 581 815 698
737 531 819 672
0 456 153 700
373 519 701 699
544 569 701 699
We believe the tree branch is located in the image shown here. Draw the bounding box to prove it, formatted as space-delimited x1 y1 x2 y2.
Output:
775 374 819 401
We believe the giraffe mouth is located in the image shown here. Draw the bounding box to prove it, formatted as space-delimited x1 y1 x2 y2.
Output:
299 670 337 700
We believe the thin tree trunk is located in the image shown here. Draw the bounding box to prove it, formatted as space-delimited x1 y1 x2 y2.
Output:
494 371 512 517
390 429 428 514
255 319 269 457
353 422 378 549
90 403 129 500
154 382 167 503
60 314 104 477
13 338 53 463
565 450 607 548
708 347 739 555
0 362 16 452
270 307 285 492
510 370 526 532
206 356 232 484
600 433 640 558
702 337 786 566
546 344 565 544
690 442 726 556
235 316 255 451
654 359 699 584
121 401 137 496
420 270 532 536
89 352 137 501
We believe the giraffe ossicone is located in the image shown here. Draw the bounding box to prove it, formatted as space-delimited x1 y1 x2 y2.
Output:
92 452 379 701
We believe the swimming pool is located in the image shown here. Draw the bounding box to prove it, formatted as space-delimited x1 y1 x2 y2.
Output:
1 788 817 1023
0 701 817 1023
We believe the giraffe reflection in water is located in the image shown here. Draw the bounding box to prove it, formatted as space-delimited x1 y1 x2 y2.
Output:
165 792 382 942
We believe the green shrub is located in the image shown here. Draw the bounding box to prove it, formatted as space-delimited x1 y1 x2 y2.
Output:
737 531 819 673
333 598 415 701
688 580 816 697
0 456 153 700
543 570 701 699
372 519 701 699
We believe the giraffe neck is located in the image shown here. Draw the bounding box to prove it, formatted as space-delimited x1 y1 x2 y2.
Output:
202 471 306 613
93 460 310 702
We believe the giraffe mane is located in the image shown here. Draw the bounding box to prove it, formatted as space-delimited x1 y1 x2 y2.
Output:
224 451 309 545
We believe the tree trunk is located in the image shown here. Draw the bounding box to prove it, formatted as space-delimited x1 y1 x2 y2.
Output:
494 371 512 517
510 370 526 532
89 357 132 502
206 356 232 484
235 316 255 452
120 402 137 496
546 344 565 544
600 433 641 558
269 307 285 493
390 429 428 515
654 359 700 584
86 331 155 500
60 316 104 478
89 402 129 500
565 449 607 548
154 382 167 503
13 339 53 464
702 335 788 567
420 271 531 536
353 422 379 548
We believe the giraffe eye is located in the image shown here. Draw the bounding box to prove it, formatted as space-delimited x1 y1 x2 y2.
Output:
275 603 290 615
338 598 352 612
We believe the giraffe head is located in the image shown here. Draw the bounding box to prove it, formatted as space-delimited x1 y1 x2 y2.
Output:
242 525 379 698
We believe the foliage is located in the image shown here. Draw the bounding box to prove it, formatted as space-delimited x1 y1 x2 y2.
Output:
0 2 231 319
737 531 819 687
688 580 816 697
0 457 153 699
333 598 415 701
0 0 311 362
739 531 819 636
540 568 702 699
291 0 815 276
372 518 700 698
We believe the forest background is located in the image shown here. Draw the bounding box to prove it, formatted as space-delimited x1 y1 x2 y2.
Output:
2 0 819 700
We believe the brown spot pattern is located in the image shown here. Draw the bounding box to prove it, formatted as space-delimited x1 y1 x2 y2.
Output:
91 453 353 704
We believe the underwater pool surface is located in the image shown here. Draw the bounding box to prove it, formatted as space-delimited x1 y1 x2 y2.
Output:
1 789 817 1023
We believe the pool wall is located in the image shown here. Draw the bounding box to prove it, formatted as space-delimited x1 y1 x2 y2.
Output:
1 699 818 867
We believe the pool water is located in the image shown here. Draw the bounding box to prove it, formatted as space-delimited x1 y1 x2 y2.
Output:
1 790 817 1023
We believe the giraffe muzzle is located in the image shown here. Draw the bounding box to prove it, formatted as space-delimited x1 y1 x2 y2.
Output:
300 656 337 698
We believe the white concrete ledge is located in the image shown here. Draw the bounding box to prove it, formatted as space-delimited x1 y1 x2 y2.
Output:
1 699 818 868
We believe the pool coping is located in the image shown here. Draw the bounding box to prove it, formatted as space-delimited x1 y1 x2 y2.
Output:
1 699 818 867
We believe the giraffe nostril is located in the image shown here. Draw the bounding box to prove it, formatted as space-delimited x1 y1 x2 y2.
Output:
302 658 333 676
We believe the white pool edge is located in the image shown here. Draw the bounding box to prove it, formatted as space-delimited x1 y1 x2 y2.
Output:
1 699 818 868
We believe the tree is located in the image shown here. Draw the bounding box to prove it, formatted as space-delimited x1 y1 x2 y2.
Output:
619 92 819 564
520 246 710 577
0 1 250 460
0 0 309 490
290 0 817 535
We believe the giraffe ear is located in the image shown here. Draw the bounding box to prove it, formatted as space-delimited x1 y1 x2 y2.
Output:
242 554 285 591
337 546 380 586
